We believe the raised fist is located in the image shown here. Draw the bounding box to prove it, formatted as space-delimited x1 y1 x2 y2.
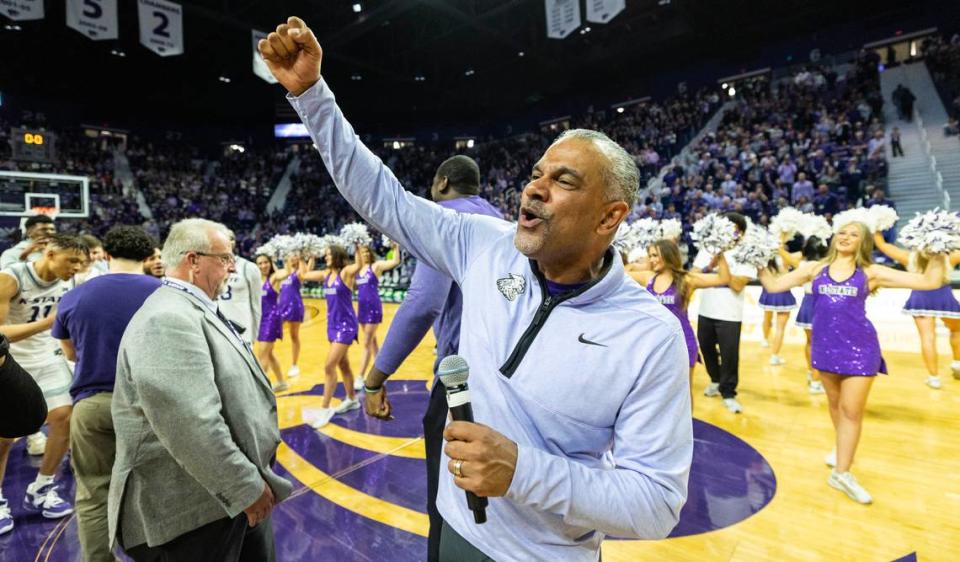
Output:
257 17 323 97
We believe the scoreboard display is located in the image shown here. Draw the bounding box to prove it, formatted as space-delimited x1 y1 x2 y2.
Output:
10 128 57 162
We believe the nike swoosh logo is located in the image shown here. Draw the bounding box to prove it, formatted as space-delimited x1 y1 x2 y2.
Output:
578 334 607 347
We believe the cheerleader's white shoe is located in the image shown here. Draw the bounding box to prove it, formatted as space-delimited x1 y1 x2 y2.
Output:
828 470 873 504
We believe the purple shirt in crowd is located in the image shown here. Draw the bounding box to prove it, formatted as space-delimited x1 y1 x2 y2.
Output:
791 180 815 204
375 195 503 374
52 273 162 402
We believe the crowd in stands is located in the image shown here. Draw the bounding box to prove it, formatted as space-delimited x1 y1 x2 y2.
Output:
1 49 897 269
924 33 960 134
636 52 888 247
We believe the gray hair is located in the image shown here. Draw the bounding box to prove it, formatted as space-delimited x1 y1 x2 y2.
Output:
552 128 640 208
161 218 231 270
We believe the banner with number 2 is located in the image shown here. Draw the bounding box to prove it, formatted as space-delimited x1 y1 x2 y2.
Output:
138 0 184 57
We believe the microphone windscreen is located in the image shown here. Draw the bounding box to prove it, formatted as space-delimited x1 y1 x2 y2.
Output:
438 355 469 387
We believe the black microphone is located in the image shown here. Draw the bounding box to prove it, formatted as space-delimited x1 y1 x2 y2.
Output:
438 355 487 524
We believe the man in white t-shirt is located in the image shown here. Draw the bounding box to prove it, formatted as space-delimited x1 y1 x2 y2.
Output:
694 212 756 413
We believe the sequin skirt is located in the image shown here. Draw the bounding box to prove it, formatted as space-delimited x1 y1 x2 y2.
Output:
328 319 359 345
759 289 798 311
257 313 283 343
357 297 383 324
902 285 960 318
795 294 814 329
279 299 305 323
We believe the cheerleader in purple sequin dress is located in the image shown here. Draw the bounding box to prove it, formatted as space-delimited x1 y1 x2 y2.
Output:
277 253 305 378
759 221 945 505
626 239 731 405
301 244 362 426
779 236 830 394
874 231 960 389
354 243 402 389
255 254 288 391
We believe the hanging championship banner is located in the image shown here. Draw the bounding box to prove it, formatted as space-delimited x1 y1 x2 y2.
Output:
138 0 183 57
252 30 278 84
586 0 624 24
67 0 119 41
0 0 44 21
545 0 580 40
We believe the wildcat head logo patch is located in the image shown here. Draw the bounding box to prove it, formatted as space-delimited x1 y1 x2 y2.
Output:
496 273 526 301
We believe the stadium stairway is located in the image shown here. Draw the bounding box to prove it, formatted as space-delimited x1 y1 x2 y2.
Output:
113 148 153 219
265 155 301 214
879 63 954 229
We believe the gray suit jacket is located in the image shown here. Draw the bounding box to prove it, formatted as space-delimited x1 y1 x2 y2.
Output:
109 284 292 549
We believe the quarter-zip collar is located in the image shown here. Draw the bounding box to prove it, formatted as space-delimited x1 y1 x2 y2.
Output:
499 247 618 378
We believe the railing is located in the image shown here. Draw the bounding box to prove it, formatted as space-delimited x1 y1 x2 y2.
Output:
915 108 950 210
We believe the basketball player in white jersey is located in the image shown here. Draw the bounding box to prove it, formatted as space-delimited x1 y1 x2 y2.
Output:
0 234 88 527
218 231 262 345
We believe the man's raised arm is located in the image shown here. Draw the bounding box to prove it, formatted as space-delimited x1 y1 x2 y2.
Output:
258 17 508 284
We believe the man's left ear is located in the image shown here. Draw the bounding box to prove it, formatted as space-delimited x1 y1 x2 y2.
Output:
599 201 630 236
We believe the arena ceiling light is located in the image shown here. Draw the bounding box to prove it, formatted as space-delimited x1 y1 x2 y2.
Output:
464 69 475 76
352 3 362 13
351 74 363 81
219 76 231 83
579 26 591 35
4 24 22 31
518 51 525 57
414 75 426 82
110 49 126 57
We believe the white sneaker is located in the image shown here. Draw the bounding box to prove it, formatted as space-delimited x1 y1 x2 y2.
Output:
825 449 836 468
335 398 361 414
353 377 365 391
272 381 289 392
703 383 720 397
769 355 785 366
26 432 46 456
952 361 960 380
828 470 873 504
925 375 942 389
723 398 743 413
287 365 300 378
808 381 825 394
307 407 335 429
760 340 770 348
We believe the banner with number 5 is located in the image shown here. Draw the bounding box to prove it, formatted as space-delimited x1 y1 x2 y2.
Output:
138 0 183 57
67 0 118 41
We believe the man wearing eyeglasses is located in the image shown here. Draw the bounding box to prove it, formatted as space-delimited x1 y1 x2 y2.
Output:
109 218 292 562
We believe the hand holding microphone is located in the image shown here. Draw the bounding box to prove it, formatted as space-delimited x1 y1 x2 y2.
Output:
439 355 519 524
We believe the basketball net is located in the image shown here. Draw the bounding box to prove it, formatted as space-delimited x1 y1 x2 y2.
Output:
29 206 59 220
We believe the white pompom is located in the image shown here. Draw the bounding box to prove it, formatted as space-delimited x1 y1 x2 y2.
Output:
867 205 899 232
770 207 806 237
832 207 875 233
898 209 960 254
659 219 683 241
730 224 780 269
381 234 393 247
614 218 660 256
692 213 739 255
797 214 832 242
255 241 278 259
339 223 373 247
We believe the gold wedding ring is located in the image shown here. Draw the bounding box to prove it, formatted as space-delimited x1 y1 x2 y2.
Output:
453 459 464 478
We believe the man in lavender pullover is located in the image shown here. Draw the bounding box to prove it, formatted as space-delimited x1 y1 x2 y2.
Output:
363 154 502 562
260 17 692 561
